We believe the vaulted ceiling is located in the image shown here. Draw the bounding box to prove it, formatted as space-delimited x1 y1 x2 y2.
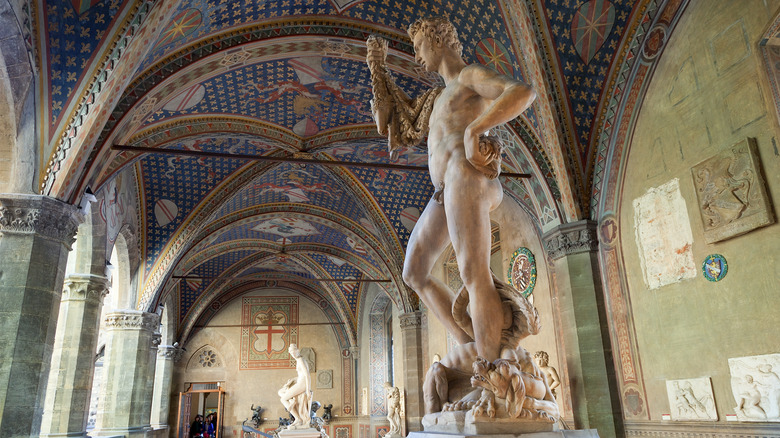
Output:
33 0 687 344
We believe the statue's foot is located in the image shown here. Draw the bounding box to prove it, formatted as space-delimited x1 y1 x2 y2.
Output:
471 390 496 418
442 388 482 412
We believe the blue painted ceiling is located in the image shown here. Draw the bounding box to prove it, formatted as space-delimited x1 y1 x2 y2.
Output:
39 0 655 335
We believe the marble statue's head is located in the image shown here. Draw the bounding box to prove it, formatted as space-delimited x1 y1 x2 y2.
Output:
289 343 300 357
407 17 463 57
533 350 549 367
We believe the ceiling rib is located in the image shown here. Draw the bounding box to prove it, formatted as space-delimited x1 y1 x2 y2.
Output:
112 144 532 178
173 275 391 283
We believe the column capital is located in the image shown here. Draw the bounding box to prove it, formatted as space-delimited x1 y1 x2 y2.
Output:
0 194 80 248
399 311 423 330
104 310 159 332
542 220 599 261
62 273 110 302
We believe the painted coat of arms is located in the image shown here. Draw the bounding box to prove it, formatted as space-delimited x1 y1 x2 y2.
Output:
240 296 299 369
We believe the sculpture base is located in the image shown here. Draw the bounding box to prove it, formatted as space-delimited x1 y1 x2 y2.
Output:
420 411 597 437
279 427 322 438
410 430 598 438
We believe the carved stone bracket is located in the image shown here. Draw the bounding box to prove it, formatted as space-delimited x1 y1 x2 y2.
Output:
62 273 110 302
399 311 423 330
158 344 183 361
104 310 160 332
348 346 360 360
542 220 599 261
151 332 162 350
0 195 80 248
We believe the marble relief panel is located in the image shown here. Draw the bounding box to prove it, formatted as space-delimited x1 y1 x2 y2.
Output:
728 353 780 421
665 377 717 421
691 138 774 243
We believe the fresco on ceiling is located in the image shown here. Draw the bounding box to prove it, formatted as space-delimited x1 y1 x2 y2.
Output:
179 248 255 319
141 135 276 274
317 141 435 245
96 168 140 256
45 0 128 126
251 218 321 238
213 162 369 224
137 0 522 84
141 57 418 135
309 253 363 316
544 0 632 153
152 8 203 52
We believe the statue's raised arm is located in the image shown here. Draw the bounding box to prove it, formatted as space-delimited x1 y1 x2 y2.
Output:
366 35 443 160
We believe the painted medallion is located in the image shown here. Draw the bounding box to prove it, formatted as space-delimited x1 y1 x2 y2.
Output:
507 247 536 297
702 254 728 282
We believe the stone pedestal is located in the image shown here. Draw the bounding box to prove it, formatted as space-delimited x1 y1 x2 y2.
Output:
409 429 599 438
150 344 179 430
40 274 109 438
400 311 425 433
91 310 159 438
422 411 555 436
0 194 80 437
542 221 622 438
279 427 323 438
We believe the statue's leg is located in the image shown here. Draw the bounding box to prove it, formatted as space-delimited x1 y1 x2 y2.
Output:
444 174 503 361
423 362 448 414
403 198 471 344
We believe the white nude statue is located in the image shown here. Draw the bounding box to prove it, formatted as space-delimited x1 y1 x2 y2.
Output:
278 344 313 429
384 382 402 438
366 18 558 424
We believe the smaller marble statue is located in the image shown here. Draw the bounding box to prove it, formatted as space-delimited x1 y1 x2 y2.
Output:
278 343 313 429
384 382 402 438
533 351 561 398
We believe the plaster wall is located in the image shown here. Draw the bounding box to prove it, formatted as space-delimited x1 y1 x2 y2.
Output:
173 288 345 436
619 0 780 425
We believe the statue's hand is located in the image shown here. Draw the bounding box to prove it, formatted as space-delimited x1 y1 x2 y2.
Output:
366 35 388 64
478 135 503 163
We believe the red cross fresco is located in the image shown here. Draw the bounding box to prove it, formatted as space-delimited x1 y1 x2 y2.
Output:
253 307 287 355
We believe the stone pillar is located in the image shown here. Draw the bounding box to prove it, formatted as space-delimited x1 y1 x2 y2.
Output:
91 310 160 438
150 344 179 430
543 220 623 438
398 312 424 432
40 273 109 438
0 194 80 437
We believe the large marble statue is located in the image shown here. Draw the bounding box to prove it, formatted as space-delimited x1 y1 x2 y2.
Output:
384 382 402 438
366 18 558 426
278 343 313 429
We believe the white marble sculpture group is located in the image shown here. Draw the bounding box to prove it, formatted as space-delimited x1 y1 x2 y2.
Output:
366 17 558 431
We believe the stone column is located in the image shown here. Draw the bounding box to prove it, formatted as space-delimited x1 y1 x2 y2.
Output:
40 273 109 438
0 194 80 437
150 344 179 430
91 310 159 438
543 220 623 438
398 312 424 432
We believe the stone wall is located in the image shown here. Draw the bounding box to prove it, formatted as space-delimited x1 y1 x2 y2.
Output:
173 288 346 437
619 0 780 431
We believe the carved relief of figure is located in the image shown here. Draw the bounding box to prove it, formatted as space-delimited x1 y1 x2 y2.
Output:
533 351 560 399
384 382 402 437
735 375 766 420
672 382 708 419
278 344 313 429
